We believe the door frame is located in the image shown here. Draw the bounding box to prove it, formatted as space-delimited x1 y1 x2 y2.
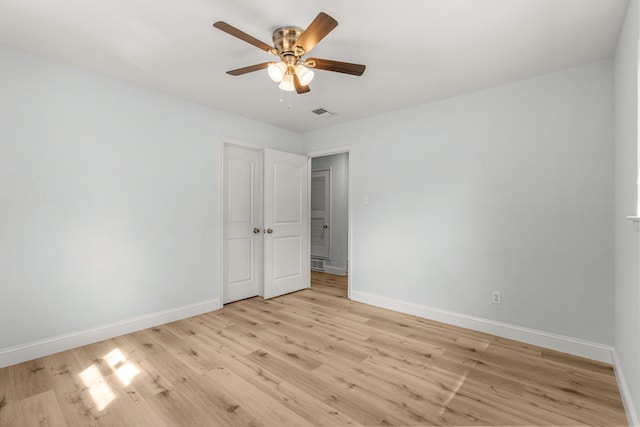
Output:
307 146 352 299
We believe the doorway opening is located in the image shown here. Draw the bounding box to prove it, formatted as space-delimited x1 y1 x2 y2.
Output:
308 148 350 299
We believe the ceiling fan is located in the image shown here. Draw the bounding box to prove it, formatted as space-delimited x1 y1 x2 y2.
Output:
213 12 366 94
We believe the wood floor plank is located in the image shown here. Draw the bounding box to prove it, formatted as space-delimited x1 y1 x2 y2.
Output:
245 348 408 425
312 357 461 425
260 320 372 364
0 396 17 427
2 358 53 401
0 271 629 426
207 366 315 426
112 330 168 357
198 321 263 357
145 376 233 427
128 350 193 394
13 390 68 427
210 345 359 426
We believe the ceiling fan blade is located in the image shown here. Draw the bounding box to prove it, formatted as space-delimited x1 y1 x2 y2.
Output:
226 62 271 76
294 12 338 55
307 58 366 76
294 74 311 94
213 21 273 53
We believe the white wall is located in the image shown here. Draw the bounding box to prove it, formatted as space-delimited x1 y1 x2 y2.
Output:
614 0 640 423
303 60 614 346
0 48 301 361
0 27 631 416
311 153 349 274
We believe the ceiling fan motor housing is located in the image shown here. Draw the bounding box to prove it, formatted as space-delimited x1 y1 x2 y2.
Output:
273 26 304 58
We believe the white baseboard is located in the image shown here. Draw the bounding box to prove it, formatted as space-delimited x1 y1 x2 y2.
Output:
0 298 221 369
323 265 347 276
350 290 614 363
612 349 640 426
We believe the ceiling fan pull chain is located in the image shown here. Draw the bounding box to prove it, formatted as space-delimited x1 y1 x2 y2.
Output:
288 90 292 110
279 89 284 103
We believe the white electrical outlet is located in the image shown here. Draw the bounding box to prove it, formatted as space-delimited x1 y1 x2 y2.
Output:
492 291 501 304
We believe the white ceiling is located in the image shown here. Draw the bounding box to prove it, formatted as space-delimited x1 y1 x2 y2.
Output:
0 0 629 133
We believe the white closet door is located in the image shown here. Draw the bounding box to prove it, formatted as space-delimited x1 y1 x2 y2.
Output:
263 149 309 299
223 145 262 304
310 170 330 259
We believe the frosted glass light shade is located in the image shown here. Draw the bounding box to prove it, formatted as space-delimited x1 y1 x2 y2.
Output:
267 61 286 82
295 64 314 86
279 74 295 91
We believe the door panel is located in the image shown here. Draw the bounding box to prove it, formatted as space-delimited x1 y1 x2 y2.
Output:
223 146 262 304
273 161 302 223
310 170 330 258
263 149 309 299
272 236 302 279
227 238 253 283
228 158 254 224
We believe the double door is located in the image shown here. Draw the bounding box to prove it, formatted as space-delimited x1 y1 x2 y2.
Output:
223 145 309 303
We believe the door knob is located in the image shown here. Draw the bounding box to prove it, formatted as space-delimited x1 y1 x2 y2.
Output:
323 224 329 229
266 228 273 234
253 228 260 234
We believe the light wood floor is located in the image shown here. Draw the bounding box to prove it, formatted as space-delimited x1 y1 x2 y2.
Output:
0 272 628 426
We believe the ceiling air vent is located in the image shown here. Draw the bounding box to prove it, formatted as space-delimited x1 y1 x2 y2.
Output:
312 108 337 119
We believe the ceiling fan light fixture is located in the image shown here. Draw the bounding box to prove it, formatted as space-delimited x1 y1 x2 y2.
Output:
267 61 287 82
295 64 314 86
214 12 366 97
279 73 295 91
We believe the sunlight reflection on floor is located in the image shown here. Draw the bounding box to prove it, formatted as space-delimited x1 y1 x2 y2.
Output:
79 347 140 411
79 365 115 411
105 348 140 387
